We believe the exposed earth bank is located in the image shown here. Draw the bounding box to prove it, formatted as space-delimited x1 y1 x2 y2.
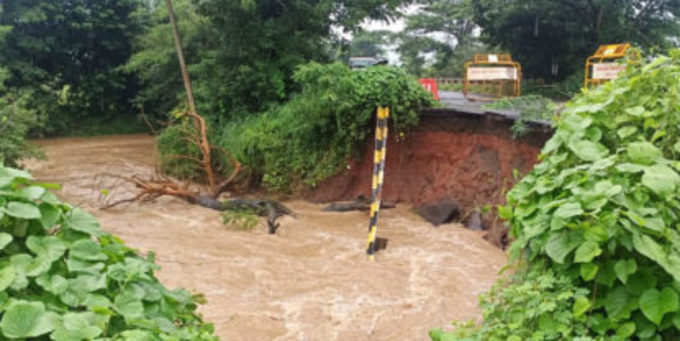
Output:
311 112 551 242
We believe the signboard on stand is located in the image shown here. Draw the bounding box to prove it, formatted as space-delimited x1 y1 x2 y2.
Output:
585 44 631 88
463 54 521 100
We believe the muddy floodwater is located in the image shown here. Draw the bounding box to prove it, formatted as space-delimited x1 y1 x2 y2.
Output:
24 134 507 341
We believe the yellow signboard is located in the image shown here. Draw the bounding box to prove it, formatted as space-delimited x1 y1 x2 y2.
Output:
585 43 631 88
463 54 521 100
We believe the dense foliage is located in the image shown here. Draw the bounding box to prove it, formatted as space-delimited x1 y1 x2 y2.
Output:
432 50 680 340
472 0 680 80
126 0 211 122
431 269 596 340
0 166 218 339
130 0 413 123
0 0 143 135
0 90 44 167
158 63 434 191
0 63 43 166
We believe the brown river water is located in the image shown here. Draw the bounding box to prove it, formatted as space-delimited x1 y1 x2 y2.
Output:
24 134 507 341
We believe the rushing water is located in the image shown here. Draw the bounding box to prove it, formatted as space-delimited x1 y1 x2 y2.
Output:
24 134 507 341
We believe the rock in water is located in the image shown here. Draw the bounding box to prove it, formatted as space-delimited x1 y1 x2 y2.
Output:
464 210 485 231
415 199 460 226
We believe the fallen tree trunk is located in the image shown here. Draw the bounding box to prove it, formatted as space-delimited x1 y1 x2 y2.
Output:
322 196 396 212
191 196 294 234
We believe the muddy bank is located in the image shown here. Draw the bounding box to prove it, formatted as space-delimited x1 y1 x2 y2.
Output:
25 135 507 341
311 111 552 229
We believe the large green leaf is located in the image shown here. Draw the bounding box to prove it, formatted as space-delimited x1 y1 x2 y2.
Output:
64 208 101 236
68 274 107 293
640 288 679 325
0 233 12 250
573 296 591 317
0 167 32 188
69 239 108 261
554 202 584 219
39 203 60 229
0 301 56 338
616 322 636 338
569 140 609 161
19 186 45 200
36 274 68 295
25 255 54 277
633 233 666 266
66 258 105 275
545 231 584 264
580 263 599 281
614 259 637 284
114 291 145 320
604 286 637 320
574 241 602 263
0 265 15 291
642 165 680 196
50 312 103 341
26 236 67 261
3 202 41 219
627 141 662 165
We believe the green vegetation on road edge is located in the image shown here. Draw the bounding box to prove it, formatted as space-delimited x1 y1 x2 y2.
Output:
431 50 680 340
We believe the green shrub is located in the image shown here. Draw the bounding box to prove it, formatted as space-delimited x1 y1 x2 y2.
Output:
484 95 557 137
522 71 584 101
156 121 204 180
431 267 596 341
221 210 259 231
433 50 680 340
215 62 435 191
0 90 44 166
0 166 218 340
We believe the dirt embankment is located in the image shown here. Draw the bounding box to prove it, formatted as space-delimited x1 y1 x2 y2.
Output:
311 111 552 242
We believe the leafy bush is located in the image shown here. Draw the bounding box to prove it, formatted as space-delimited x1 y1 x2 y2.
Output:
431 268 596 341
221 210 259 231
433 50 680 340
214 62 435 191
0 89 44 167
523 71 585 101
156 121 203 180
0 166 218 340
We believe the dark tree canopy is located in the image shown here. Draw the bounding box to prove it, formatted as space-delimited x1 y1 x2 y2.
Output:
0 0 143 134
473 0 680 80
129 0 414 122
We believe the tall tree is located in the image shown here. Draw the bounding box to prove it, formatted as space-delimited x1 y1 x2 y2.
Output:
126 0 210 119
397 0 484 77
188 0 412 122
129 0 413 123
473 0 680 80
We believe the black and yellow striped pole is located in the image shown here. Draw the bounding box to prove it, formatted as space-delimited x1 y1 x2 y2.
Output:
367 107 390 261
